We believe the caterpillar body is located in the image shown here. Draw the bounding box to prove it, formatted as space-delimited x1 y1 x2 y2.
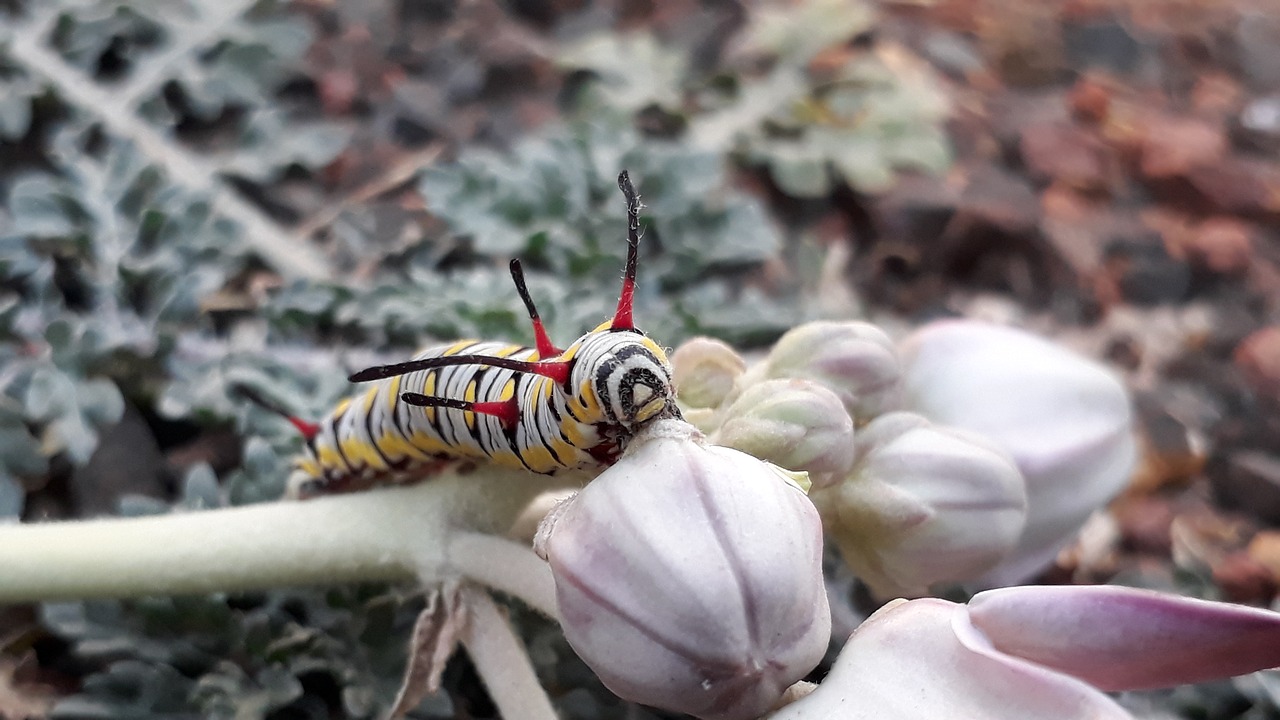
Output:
244 171 681 497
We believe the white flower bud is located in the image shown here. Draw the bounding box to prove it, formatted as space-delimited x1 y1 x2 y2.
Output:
711 378 855 488
898 321 1136 586
811 412 1027 598
537 420 830 720
672 337 748 411
759 321 901 421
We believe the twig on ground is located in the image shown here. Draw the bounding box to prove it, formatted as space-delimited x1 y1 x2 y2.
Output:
293 144 445 240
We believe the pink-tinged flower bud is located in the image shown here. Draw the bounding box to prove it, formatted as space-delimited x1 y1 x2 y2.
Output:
811 412 1027 597
967 585 1280 691
899 321 1136 586
768 597 1133 720
672 337 748 410
710 378 855 488
769 585 1280 720
536 420 830 720
759 321 901 421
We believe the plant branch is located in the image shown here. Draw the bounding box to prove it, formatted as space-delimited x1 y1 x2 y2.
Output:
0 467 575 603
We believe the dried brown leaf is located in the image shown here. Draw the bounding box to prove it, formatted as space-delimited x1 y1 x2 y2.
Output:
387 582 467 720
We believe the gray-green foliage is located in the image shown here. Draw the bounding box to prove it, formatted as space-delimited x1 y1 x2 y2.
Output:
267 115 796 351
0 53 44 141
46 0 342 179
417 117 786 338
0 2 375 715
0 0 345 500
723 49 952 197
42 567 445 720
559 0 951 197
1 128 251 508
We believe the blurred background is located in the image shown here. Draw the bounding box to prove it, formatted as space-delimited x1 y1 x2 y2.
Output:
2 0 1280 717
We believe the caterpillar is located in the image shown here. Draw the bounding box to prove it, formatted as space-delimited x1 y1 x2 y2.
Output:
240 171 681 498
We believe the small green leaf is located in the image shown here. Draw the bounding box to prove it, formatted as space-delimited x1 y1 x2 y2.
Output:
768 149 832 198
9 175 82 238
50 660 193 719
689 67 808 150
0 422 48 478
192 661 303 719
0 470 23 520
0 91 34 140
825 130 896 192
25 366 77 420
46 411 98 465
180 463 222 510
77 378 125 427
738 0 877 65
558 33 688 112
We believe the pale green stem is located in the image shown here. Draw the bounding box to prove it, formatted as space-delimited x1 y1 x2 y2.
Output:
446 532 559 618
0 467 578 603
461 585 560 720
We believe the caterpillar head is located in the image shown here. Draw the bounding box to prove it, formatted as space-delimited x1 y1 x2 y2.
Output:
606 341 678 426
572 328 680 429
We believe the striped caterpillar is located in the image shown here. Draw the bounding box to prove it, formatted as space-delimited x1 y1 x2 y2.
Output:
243 171 681 497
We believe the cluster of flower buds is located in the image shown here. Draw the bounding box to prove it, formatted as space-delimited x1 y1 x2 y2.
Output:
534 319 1277 719
671 319 1136 596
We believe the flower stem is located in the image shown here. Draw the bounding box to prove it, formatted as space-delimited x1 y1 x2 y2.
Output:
0 468 575 603
461 585 560 720
446 532 559 618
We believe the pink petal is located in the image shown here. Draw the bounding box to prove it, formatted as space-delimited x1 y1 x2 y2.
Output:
968 585 1280 691
770 598 1132 719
